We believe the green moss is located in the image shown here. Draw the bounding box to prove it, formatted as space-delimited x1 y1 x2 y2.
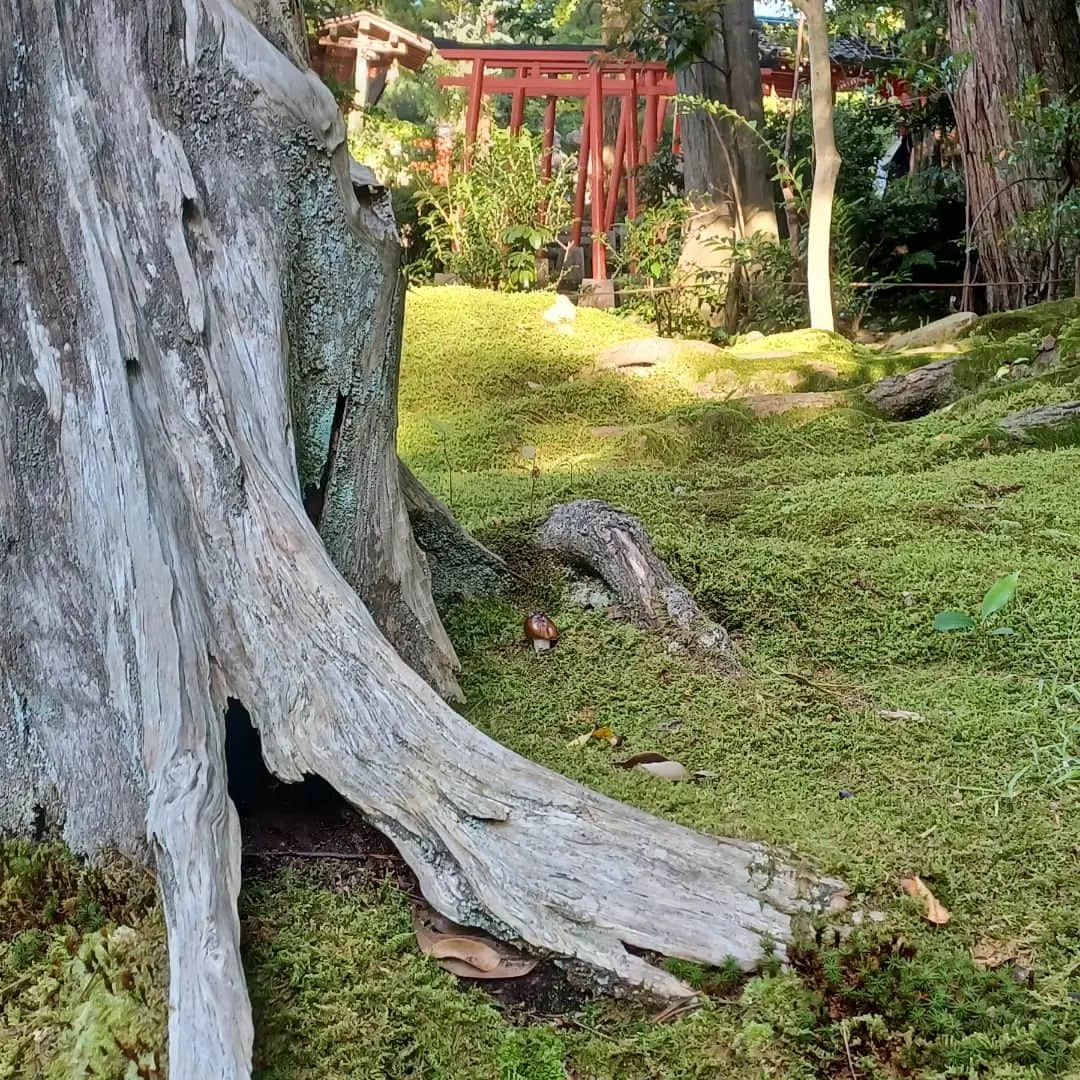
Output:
0 842 167 1079
393 286 1080 1077
971 297 1080 341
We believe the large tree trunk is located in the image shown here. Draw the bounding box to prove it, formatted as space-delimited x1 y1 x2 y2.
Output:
793 0 839 332
948 0 1080 311
0 2 843 1075
677 0 779 273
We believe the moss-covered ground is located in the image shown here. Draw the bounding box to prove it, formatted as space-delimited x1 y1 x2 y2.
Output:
4 289 1080 1077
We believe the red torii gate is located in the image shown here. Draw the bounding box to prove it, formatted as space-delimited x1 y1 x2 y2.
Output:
437 44 677 280
435 42 888 280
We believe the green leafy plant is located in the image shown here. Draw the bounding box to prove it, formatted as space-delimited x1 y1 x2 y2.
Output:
933 570 1020 634
415 129 575 291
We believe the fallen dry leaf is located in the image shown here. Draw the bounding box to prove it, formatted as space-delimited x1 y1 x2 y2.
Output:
435 954 540 979
616 751 670 769
971 938 1017 971
567 725 619 748
413 906 539 980
428 936 502 972
878 709 924 722
636 760 687 781
900 875 951 925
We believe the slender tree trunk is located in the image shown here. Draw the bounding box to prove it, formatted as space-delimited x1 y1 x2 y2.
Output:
948 0 1080 310
793 0 840 331
781 14 806 265
1 2 843 1075
678 0 778 273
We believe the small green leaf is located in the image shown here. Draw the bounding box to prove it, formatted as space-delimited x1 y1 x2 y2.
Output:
988 626 1015 636
933 610 976 632
980 571 1020 619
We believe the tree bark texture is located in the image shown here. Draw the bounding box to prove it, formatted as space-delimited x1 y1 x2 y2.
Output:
677 0 778 273
948 0 1080 310
793 0 840 332
864 358 960 419
1 2 845 1075
399 459 509 607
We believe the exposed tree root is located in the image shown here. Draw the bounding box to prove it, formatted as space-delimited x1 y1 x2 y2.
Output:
536 500 740 671
399 460 509 606
999 400 1080 437
864 358 960 420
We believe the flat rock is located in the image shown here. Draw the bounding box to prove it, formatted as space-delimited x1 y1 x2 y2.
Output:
593 336 723 374
742 391 850 417
888 311 978 351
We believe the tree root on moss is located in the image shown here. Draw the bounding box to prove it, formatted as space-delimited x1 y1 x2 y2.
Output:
536 499 740 672
999 400 1080 438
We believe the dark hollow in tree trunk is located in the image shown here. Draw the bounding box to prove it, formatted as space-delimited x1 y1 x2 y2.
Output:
0 3 844 1075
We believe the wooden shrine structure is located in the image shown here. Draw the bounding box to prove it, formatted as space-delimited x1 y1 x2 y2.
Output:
310 11 433 133
309 14 898 281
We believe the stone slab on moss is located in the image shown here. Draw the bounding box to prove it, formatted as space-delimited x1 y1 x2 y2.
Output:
887 312 978 351
592 337 724 375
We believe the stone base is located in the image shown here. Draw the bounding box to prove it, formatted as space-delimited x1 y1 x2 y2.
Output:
578 278 616 310
557 246 585 288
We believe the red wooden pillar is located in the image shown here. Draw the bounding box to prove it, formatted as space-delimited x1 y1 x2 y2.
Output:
510 65 527 133
588 65 607 278
570 105 590 247
541 94 557 179
464 57 485 168
626 71 639 220
656 93 669 144
603 98 628 233
643 69 657 159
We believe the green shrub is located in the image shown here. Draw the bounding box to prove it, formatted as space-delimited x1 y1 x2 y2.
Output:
415 129 576 290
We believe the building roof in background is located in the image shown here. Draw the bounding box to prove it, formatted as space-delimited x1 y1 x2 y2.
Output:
316 11 434 72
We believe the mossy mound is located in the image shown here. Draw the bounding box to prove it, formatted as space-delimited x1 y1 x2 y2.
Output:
970 297 1080 341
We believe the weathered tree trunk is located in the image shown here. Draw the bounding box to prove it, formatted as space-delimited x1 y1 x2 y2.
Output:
677 0 779 273
948 0 1080 311
793 0 839 332
0 3 843 1075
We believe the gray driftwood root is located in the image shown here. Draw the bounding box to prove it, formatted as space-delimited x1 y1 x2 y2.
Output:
1 4 843 1076
536 500 740 671
999 400 1080 437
